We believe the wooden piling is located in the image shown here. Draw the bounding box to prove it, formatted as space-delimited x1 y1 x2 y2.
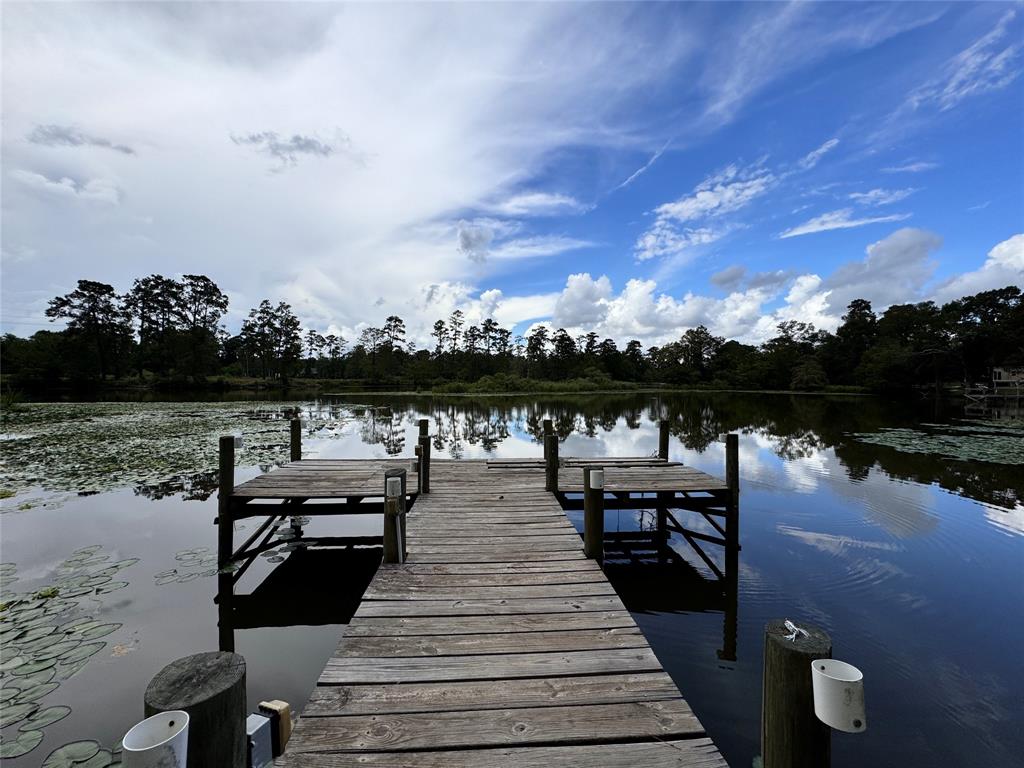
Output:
658 419 670 460
217 436 235 569
418 439 431 495
761 619 832 768
544 433 559 492
726 433 740 550
290 418 302 462
145 651 247 768
542 419 553 462
414 444 422 494
383 468 407 564
582 466 604 562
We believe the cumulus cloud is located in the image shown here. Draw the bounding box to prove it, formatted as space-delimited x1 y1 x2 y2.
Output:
821 227 942 314
553 273 612 326
849 188 918 206
798 138 839 169
932 233 1024 303
28 124 135 155
779 208 911 238
11 169 121 204
906 9 1021 112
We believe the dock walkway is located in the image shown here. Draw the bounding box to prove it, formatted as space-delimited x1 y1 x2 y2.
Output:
261 459 728 767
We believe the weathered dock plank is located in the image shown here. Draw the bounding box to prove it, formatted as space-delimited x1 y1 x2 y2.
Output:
249 459 728 767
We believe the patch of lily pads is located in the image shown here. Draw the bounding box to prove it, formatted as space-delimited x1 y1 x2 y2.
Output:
0 401 353 501
851 420 1024 465
153 547 220 585
1 546 135 760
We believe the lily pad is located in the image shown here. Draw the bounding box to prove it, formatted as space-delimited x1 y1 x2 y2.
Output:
11 657 56 676
33 640 81 661
78 623 120 641
58 642 105 664
0 654 26 672
0 728 44 758
23 704 71 728
19 666 57 686
42 740 102 767
58 659 90 680
1 700 39 728
16 681 59 702
76 749 114 768
16 625 57 643
96 581 129 594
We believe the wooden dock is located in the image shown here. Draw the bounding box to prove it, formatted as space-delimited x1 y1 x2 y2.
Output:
216 423 736 767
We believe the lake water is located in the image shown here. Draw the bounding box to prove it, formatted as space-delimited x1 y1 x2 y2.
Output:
1 393 1022 767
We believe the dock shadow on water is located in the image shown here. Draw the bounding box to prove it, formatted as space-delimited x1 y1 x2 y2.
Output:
1 392 1022 767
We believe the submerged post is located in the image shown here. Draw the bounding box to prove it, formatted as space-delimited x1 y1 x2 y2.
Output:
761 619 832 768
658 419 670 460
544 433 559 492
583 466 604 562
726 432 740 550
542 418 553 462
290 418 301 462
383 468 407 564
418 419 430 494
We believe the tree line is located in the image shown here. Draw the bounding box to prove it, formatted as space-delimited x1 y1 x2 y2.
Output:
2 274 1021 393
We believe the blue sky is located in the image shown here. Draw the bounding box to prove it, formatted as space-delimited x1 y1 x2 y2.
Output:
2 2 1022 346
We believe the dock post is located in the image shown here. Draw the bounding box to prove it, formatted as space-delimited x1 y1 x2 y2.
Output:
761 619 832 768
656 490 671 564
144 651 247 768
583 466 604 562
217 436 235 569
414 444 422 494
542 418 553 461
658 419 670 460
544 433 559 492
290 418 301 462
417 419 431 494
383 468 407 564
726 433 740 550
217 435 236 652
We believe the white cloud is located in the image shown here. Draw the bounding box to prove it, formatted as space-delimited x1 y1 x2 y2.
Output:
779 208 911 239
484 192 586 217
634 222 723 262
656 164 775 222
456 220 495 263
11 169 121 204
881 161 939 174
798 138 839 169
849 188 918 206
932 233 1024 303
553 273 612 326
489 235 592 262
906 10 1021 112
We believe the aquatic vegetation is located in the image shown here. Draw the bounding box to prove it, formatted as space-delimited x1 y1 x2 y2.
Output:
153 547 219 585
0 401 354 500
851 421 1024 465
0 547 136 760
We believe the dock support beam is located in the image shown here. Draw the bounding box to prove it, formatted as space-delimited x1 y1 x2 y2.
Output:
383 468 407 564
290 418 302 462
217 435 235 652
726 433 740 550
761 619 832 768
658 419 670 460
583 466 604 562
544 433 559 492
418 419 430 494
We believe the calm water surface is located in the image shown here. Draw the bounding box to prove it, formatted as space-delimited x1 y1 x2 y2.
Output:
1 393 1022 767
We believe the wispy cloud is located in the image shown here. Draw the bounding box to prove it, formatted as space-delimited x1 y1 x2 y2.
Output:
779 208 911 239
28 124 135 155
635 223 724 262
798 138 839 169
484 192 586 217
906 9 1021 113
849 188 918 206
231 131 343 169
882 161 938 174
614 137 673 191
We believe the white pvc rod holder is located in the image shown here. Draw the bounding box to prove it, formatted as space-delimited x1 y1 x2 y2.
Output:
588 469 605 491
811 659 866 733
122 710 189 768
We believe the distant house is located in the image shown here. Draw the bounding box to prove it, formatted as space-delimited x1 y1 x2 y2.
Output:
992 367 1024 390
